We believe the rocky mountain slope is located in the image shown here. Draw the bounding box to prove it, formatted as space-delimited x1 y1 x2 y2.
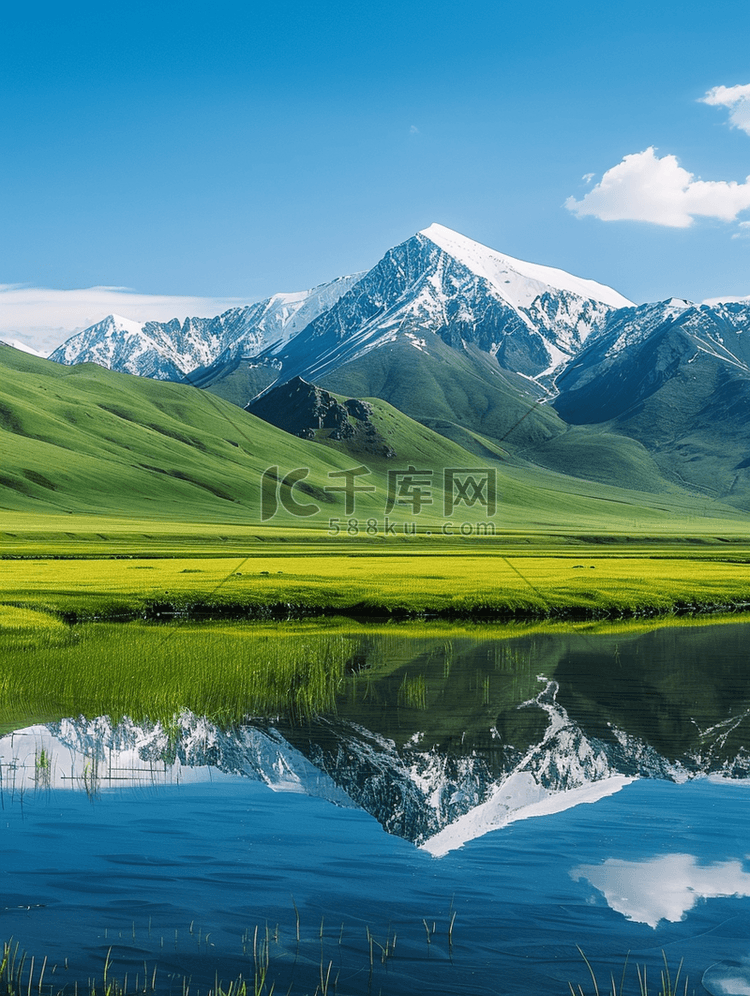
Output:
48 275 362 380
246 376 397 457
553 298 750 502
42 224 750 505
236 223 631 390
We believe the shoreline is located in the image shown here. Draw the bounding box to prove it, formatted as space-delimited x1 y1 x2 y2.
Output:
5 593 750 625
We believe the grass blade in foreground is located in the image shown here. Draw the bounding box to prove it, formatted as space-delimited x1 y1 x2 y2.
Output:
570 948 690 996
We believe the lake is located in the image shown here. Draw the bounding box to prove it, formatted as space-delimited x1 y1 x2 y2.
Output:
2 619 750 995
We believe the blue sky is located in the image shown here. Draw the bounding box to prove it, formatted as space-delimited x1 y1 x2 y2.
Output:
2 0 750 350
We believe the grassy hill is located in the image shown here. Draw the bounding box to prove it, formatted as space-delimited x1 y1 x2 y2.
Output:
2 346 750 628
186 354 278 407
0 344 345 521
1 345 748 548
189 322 750 509
553 321 750 509
318 335 565 449
314 337 730 500
3 344 542 526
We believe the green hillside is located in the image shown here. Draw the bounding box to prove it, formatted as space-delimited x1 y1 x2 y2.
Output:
0 344 344 521
553 323 750 509
1 345 520 525
318 335 566 448
186 355 278 407
0 346 747 544
190 325 750 509
314 336 725 499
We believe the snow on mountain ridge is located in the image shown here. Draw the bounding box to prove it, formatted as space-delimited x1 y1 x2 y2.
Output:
253 274 365 353
49 275 363 379
420 223 633 311
0 338 50 357
246 226 631 391
107 313 145 335
703 294 750 306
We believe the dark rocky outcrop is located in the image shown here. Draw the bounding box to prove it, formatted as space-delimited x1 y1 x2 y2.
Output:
246 376 396 457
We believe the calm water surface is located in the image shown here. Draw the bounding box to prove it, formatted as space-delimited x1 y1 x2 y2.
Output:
2 621 750 995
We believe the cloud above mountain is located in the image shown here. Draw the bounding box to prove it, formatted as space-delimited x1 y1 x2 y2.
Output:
0 285 248 355
566 83 750 230
565 147 750 228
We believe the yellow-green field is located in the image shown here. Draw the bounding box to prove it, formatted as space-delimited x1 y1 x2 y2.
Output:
3 547 750 619
2 506 750 622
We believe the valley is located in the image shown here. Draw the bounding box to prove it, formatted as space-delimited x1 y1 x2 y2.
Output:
38 224 750 513
4 218 750 627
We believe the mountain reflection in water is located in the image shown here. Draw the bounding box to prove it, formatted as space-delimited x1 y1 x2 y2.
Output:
3 620 750 996
3 621 750 852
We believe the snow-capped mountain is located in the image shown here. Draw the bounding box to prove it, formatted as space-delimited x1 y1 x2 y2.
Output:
244 223 632 390
48 275 363 380
203 274 364 368
556 298 750 407
4 667 749 855
48 224 631 388
551 297 750 500
41 223 750 504
0 338 49 358
49 313 192 380
423 222 629 310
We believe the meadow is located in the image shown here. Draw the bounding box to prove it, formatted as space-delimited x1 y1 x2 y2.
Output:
3 538 750 622
3 343 750 541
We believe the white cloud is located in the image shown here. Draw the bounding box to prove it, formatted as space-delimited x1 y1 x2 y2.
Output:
565 147 750 228
701 83 750 136
732 220 750 240
703 293 750 305
572 853 750 928
0 286 249 355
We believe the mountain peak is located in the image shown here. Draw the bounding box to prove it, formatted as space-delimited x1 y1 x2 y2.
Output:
418 223 632 311
104 314 145 335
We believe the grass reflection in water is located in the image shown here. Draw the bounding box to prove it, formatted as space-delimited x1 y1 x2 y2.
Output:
0 608 358 729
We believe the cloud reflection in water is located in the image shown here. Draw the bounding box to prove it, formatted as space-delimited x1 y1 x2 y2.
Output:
571 853 750 928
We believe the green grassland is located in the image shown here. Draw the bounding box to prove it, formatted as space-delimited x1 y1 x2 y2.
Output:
2 344 750 623
2 343 748 534
2 543 750 621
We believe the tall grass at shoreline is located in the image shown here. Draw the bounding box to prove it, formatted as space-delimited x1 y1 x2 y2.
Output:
570 948 691 996
1 934 697 996
2 605 750 733
0 610 356 727
0 905 443 996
